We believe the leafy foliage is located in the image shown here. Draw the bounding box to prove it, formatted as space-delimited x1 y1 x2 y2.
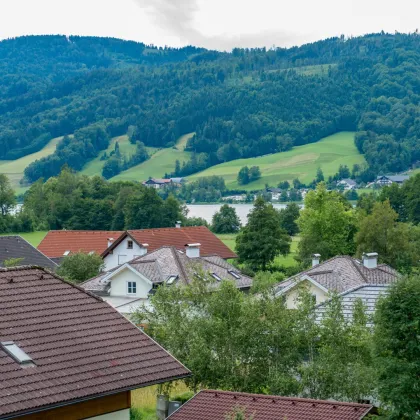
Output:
56 252 104 283
236 197 291 270
211 204 241 234
374 275 420 419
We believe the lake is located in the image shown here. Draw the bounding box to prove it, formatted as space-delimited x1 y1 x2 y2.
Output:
187 203 301 224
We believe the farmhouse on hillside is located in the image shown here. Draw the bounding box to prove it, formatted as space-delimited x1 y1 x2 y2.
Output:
0 235 57 270
0 266 189 420
37 225 236 269
142 177 184 189
274 253 399 320
376 174 410 186
167 390 375 420
337 178 357 190
82 244 252 315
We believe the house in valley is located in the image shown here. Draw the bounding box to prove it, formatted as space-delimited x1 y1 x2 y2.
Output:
0 235 57 270
274 253 399 317
142 178 184 189
82 244 252 315
337 178 357 190
167 390 374 420
376 175 409 186
0 266 189 420
101 225 237 270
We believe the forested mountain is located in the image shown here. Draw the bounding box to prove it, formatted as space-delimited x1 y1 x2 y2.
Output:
0 33 418 184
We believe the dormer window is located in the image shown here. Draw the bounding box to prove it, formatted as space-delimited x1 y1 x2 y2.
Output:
1 341 34 366
63 250 70 256
127 240 133 250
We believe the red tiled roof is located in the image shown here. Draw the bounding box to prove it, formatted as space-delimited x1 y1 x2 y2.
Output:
0 266 190 418
168 390 373 420
37 230 123 258
103 226 237 259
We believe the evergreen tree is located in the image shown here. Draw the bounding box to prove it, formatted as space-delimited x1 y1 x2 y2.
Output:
0 174 16 216
236 196 291 270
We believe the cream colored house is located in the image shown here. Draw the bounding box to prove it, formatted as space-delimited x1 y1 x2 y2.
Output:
275 253 399 313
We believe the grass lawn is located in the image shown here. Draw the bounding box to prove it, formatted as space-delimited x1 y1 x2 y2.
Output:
0 137 62 191
217 233 300 267
189 132 365 190
112 133 194 182
0 231 48 247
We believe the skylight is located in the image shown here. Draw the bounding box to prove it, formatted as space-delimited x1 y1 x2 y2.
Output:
167 275 178 285
212 273 222 281
63 250 70 256
1 342 33 365
228 270 241 279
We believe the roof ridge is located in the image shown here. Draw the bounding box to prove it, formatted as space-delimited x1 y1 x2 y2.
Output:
199 390 372 407
171 247 190 283
349 257 369 283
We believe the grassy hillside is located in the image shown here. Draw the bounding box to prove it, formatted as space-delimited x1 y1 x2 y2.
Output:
80 135 140 177
111 133 193 182
0 137 62 194
0 231 48 247
189 132 364 190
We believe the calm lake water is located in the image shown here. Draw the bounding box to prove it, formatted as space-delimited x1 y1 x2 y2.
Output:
187 203 300 224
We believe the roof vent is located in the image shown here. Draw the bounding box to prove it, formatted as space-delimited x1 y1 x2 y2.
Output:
139 243 149 256
185 243 201 258
1 342 34 366
363 252 378 269
312 254 321 267
175 221 182 228
107 238 114 248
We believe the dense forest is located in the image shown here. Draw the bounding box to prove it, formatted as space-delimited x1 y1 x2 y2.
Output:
0 33 418 184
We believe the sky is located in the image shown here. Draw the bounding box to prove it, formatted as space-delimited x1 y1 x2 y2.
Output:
0 0 418 51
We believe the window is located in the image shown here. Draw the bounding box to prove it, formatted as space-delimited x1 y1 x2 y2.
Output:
63 250 70 256
228 270 241 279
118 255 127 265
127 281 137 295
212 273 222 281
127 240 133 249
167 275 178 285
1 342 33 365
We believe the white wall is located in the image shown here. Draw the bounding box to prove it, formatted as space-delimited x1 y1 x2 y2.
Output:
85 408 130 420
285 280 328 309
109 267 152 299
104 238 146 270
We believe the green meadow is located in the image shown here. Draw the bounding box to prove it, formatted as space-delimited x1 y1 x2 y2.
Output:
111 133 193 182
189 132 365 190
0 137 62 194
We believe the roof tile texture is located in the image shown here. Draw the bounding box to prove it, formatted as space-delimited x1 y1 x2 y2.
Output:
168 390 373 420
38 230 123 258
0 266 189 418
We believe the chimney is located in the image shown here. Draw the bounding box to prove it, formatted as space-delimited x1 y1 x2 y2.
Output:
185 243 201 258
175 221 182 229
107 237 114 248
312 254 321 267
363 252 378 269
139 243 149 256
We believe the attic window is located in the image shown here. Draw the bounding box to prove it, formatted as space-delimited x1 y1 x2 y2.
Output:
228 270 241 279
212 273 222 281
127 240 133 249
63 250 70 256
1 342 34 365
166 275 178 285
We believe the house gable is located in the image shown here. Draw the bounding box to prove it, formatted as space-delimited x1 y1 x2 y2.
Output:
106 264 153 299
103 233 146 270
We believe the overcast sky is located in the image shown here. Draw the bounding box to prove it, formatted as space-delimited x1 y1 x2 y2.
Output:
0 0 418 50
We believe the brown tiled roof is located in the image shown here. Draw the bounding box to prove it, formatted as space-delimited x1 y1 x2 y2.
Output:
102 226 237 260
168 390 373 420
37 230 123 258
83 246 251 293
276 256 399 295
0 266 190 418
